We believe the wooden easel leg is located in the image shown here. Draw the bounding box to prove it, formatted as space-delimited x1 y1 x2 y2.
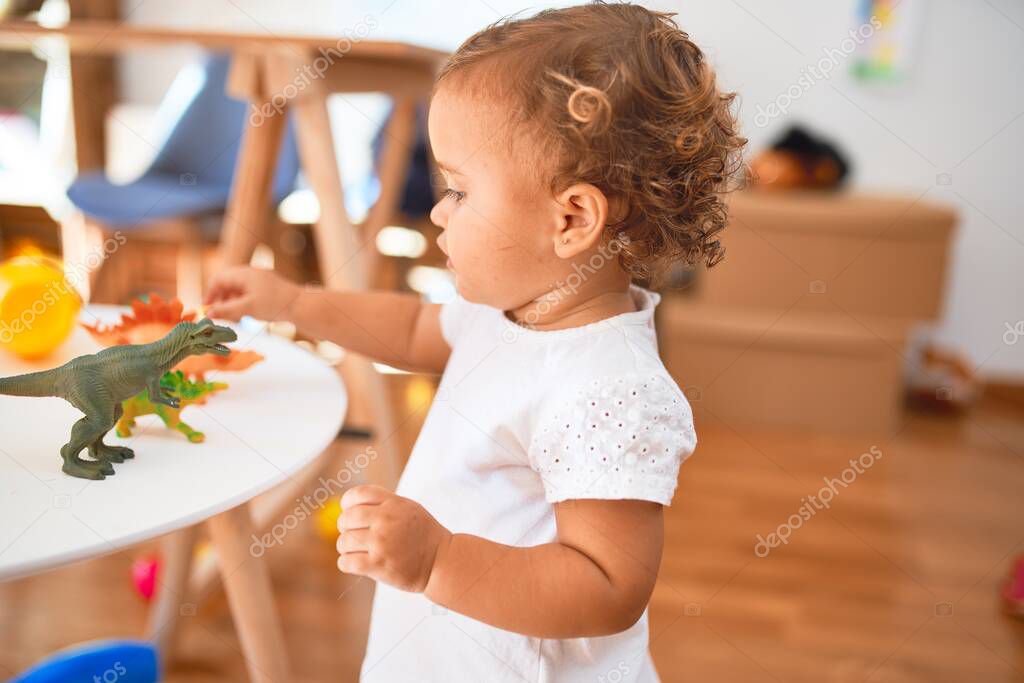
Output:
146 525 198 667
291 91 365 289
218 92 287 269
207 504 291 683
360 97 417 289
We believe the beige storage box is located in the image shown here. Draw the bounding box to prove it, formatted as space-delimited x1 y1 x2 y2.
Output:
698 191 958 321
657 301 910 434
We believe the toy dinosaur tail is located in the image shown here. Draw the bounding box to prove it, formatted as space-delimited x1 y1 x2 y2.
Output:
0 369 60 397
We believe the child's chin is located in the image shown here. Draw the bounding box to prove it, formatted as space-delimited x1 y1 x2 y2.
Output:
453 281 471 301
452 278 500 308
452 281 478 305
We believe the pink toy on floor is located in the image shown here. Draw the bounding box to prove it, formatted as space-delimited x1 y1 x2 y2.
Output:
1003 556 1024 617
131 555 159 602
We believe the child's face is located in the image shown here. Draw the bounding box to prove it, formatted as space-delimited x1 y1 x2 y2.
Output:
428 88 564 311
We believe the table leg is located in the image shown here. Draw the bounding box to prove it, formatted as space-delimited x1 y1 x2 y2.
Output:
219 86 287 268
359 96 418 289
207 503 291 683
147 525 198 665
291 89 365 290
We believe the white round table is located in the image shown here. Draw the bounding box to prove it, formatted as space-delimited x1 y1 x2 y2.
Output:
0 305 347 682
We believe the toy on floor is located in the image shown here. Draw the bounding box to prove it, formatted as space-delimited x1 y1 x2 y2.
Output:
0 250 81 360
130 542 210 602
8 639 158 683
0 318 237 479
117 370 228 443
1003 555 1024 618
82 293 263 380
131 555 160 601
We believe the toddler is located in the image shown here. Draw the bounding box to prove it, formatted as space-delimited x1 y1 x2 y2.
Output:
204 2 745 681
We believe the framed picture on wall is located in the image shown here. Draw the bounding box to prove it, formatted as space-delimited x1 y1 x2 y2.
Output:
852 0 925 83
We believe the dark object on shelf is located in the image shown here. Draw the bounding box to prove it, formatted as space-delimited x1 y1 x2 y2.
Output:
750 125 850 191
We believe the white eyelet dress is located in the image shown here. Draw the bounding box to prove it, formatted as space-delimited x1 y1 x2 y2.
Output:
360 285 697 683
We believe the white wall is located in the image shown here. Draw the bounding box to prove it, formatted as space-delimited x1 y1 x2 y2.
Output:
119 0 1024 379
650 0 1024 381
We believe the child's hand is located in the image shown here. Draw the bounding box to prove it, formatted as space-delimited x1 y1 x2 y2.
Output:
337 485 452 593
203 266 301 322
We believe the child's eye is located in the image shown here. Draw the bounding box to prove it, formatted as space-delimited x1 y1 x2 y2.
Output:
442 188 466 203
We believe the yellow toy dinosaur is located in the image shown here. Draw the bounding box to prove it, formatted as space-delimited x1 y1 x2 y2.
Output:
116 370 228 444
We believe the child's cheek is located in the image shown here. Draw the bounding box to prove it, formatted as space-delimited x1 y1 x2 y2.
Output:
449 227 489 295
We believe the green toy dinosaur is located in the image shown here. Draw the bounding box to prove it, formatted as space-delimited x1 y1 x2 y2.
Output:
0 318 237 479
116 370 228 444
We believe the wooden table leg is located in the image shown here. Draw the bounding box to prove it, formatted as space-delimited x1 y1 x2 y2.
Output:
147 525 198 666
207 504 291 683
291 89 366 290
219 54 287 268
359 96 418 289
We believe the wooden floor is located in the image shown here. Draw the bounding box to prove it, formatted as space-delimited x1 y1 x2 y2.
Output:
2 376 1023 682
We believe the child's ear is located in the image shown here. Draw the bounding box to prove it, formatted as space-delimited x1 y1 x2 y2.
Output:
552 183 608 258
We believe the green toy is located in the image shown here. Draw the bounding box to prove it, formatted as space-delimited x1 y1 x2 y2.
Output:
0 318 236 479
116 370 228 443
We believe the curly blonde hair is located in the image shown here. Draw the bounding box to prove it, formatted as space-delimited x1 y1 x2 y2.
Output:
435 1 747 285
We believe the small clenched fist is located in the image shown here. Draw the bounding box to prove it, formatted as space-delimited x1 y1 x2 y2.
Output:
337 485 452 593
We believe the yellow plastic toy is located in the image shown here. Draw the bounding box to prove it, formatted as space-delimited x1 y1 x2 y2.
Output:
0 249 81 360
316 498 343 540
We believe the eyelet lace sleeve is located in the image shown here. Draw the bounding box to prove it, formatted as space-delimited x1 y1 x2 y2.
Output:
528 372 696 505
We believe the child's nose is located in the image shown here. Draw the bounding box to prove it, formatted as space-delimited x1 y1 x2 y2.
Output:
430 200 448 229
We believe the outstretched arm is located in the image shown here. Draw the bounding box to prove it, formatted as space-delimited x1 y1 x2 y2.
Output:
204 266 451 374
338 485 662 638
288 288 450 374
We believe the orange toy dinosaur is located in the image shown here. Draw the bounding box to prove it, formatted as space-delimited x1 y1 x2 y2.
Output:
82 294 263 380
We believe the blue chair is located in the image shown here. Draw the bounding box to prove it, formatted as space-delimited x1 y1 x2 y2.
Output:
64 52 299 304
9 639 159 683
